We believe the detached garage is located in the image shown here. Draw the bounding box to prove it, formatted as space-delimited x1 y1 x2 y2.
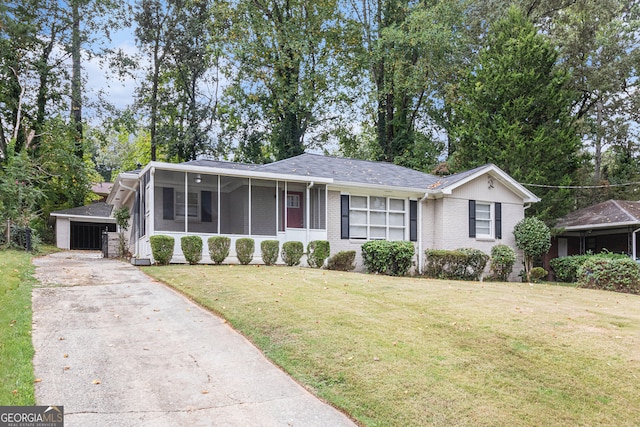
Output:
51 202 116 250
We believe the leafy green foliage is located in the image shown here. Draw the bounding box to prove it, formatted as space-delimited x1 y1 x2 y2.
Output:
326 250 356 271
530 267 548 283
208 236 230 265
218 0 343 161
180 235 202 265
307 240 330 268
281 241 304 267
550 251 629 283
513 217 551 281
260 240 279 266
489 244 516 281
114 206 131 258
150 235 175 265
362 240 415 276
451 6 581 223
577 258 640 294
235 237 254 265
424 248 489 281
0 147 45 226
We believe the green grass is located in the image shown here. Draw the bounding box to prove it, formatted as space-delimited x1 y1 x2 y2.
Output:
0 250 37 406
145 264 640 427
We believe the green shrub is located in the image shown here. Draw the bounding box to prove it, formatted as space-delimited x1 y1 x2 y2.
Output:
549 251 628 283
150 235 175 265
181 235 202 265
529 267 548 282
490 244 516 281
281 241 304 266
513 217 551 282
235 238 255 265
261 240 280 265
327 250 356 271
307 240 330 268
362 240 415 276
208 236 231 265
424 248 489 281
458 248 490 280
577 257 640 294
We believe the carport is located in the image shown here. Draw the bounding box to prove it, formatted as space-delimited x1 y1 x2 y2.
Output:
51 202 115 250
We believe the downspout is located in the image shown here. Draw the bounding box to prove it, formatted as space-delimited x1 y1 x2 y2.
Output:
632 226 640 261
417 192 429 274
306 182 314 245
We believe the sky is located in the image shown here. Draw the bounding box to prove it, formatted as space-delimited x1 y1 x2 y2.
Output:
84 26 142 114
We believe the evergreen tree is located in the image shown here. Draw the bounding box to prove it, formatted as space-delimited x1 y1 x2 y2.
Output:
451 6 581 223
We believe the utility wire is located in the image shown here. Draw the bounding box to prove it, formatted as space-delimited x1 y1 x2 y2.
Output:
521 182 640 189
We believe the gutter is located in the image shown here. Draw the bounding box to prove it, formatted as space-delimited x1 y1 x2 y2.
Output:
417 192 429 274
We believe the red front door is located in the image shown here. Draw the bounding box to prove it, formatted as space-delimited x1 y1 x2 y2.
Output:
286 191 304 228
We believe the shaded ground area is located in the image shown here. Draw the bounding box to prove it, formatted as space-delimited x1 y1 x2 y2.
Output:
32 251 355 427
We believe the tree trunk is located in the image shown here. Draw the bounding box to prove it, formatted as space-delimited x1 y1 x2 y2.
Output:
71 0 83 158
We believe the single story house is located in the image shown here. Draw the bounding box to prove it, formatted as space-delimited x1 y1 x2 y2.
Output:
549 199 640 261
106 153 539 278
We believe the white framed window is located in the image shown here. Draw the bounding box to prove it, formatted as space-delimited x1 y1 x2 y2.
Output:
176 191 199 219
475 202 492 237
348 195 406 240
287 193 300 209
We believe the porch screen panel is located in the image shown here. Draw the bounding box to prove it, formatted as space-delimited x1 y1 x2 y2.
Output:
309 185 326 229
251 179 276 235
187 173 218 234
154 169 186 232
220 176 249 234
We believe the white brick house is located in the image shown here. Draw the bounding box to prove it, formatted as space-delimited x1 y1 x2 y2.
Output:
107 153 539 278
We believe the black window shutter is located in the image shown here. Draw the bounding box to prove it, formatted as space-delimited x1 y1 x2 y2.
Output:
495 202 502 239
163 187 174 220
201 191 212 222
409 200 418 242
469 200 476 238
341 195 349 239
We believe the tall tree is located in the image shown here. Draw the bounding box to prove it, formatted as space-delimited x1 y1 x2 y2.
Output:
451 6 581 222
219 0 343 161
135 0 175 162
340 0 470 168
158 0 219 162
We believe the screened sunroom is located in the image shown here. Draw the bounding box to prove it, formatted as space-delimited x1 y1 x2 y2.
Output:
133 164 329 263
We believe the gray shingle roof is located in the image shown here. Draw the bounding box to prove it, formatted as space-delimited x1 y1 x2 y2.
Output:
51 202 114 218
178 153 503 192
184 159 259 171
555 200 640 229
256 153 441 189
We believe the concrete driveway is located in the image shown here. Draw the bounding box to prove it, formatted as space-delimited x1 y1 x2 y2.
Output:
32 252 356 427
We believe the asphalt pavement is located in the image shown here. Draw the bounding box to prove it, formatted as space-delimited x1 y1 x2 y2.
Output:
32 251 356 427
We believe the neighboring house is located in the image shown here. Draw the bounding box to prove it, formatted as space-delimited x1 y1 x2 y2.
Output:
549 200 640 261
107 153 539 279
51 202 116 250
92 182 114 202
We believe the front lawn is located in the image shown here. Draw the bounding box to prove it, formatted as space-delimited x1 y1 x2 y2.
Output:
0 250 37 405
144 265 640 427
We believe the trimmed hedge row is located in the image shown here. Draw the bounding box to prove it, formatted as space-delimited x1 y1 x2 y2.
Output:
577 257 640 294
362 240 415 276
549 251 628 283
424 248 489 281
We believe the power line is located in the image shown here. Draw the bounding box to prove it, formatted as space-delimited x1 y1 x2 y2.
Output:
521 181 640 189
